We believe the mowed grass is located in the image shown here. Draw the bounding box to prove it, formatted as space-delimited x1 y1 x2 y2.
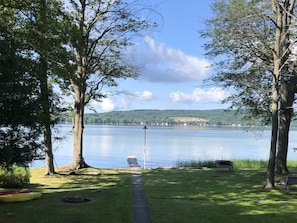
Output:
2 165 297 223
0 167 133 223
142 167 297 223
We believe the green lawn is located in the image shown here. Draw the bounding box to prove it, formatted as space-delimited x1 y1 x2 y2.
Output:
1 166 297 223
142 168 297 223
0 167 132 223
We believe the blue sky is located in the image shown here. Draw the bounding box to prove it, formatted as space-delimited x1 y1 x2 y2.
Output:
89 0 230 112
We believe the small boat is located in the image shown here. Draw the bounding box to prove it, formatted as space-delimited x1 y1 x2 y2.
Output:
0 189 32 195
0 192 42 203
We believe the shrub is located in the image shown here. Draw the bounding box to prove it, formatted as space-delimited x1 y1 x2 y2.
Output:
0 166 30 188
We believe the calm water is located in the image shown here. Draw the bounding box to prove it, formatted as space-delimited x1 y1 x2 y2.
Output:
31 125 297 168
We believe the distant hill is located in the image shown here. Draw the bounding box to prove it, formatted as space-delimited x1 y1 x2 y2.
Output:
61 109 264 127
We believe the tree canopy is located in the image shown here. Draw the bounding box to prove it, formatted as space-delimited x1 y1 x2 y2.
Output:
63 0 159 169
202 0 297 188
0 4 43 167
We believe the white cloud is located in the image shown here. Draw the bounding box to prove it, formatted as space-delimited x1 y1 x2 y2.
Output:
134 90 153 100
169 87 229 104
87 90 155 112
90 98 116 112
131 36 211 83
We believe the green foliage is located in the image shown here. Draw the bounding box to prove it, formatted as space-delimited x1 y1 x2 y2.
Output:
0 4 44 167
65 0 159 103
175 159 268 169
0 166 30 188
0 128 42 167
201 0 274 123
76 109 263 126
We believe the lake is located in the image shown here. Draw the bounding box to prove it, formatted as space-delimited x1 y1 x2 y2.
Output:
31 125 297 169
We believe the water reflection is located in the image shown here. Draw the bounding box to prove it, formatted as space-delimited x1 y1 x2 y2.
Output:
31 125 297 169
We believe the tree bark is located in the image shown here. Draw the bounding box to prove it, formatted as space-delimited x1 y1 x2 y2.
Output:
275 0 296 174
72 82 88 170
39 0 55 175
266 0 282 189
277 110 291 174
266 76 278 189
70 0 90 170
277 77 295 174
40 55 55 175
71 46 89 169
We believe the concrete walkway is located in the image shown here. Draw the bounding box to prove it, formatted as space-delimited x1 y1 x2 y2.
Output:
127 157 152 223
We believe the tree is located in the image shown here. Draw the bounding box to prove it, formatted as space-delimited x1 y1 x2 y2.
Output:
277 73 297 173
201 0 297 188
0 5 43 168
63 0 158 169
2 0 73 174
16 0 58 174
264 0 296 187
275 1 297 174
202 0 274 122
34 0 56 175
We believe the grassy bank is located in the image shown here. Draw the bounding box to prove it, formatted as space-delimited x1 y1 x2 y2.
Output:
0 167 132 223
175 159 297 169
142 167 297 223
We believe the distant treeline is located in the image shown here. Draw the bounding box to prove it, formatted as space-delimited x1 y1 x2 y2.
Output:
58 109 268 127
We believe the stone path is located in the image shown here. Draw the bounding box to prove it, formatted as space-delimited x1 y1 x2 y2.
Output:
127 156 152 223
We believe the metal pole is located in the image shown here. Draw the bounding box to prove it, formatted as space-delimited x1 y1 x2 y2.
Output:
143 125 147 169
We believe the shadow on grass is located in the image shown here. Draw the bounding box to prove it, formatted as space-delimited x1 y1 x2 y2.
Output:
0 168 133 223
142 168 297 223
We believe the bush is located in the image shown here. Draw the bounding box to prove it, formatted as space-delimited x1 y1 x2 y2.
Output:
0 166 30 188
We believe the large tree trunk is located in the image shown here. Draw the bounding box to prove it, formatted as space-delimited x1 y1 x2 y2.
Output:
275 0 296 174
71 78 89 170
40 56 55 175
277 109 291 174
72 85 84 169
70 0 90 170
277 76 295 174
266 77 278 189
43 124 55 175
266 0 282 189
39 0 55 175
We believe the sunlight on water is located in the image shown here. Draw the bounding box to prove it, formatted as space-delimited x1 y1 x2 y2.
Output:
31 125 297 168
